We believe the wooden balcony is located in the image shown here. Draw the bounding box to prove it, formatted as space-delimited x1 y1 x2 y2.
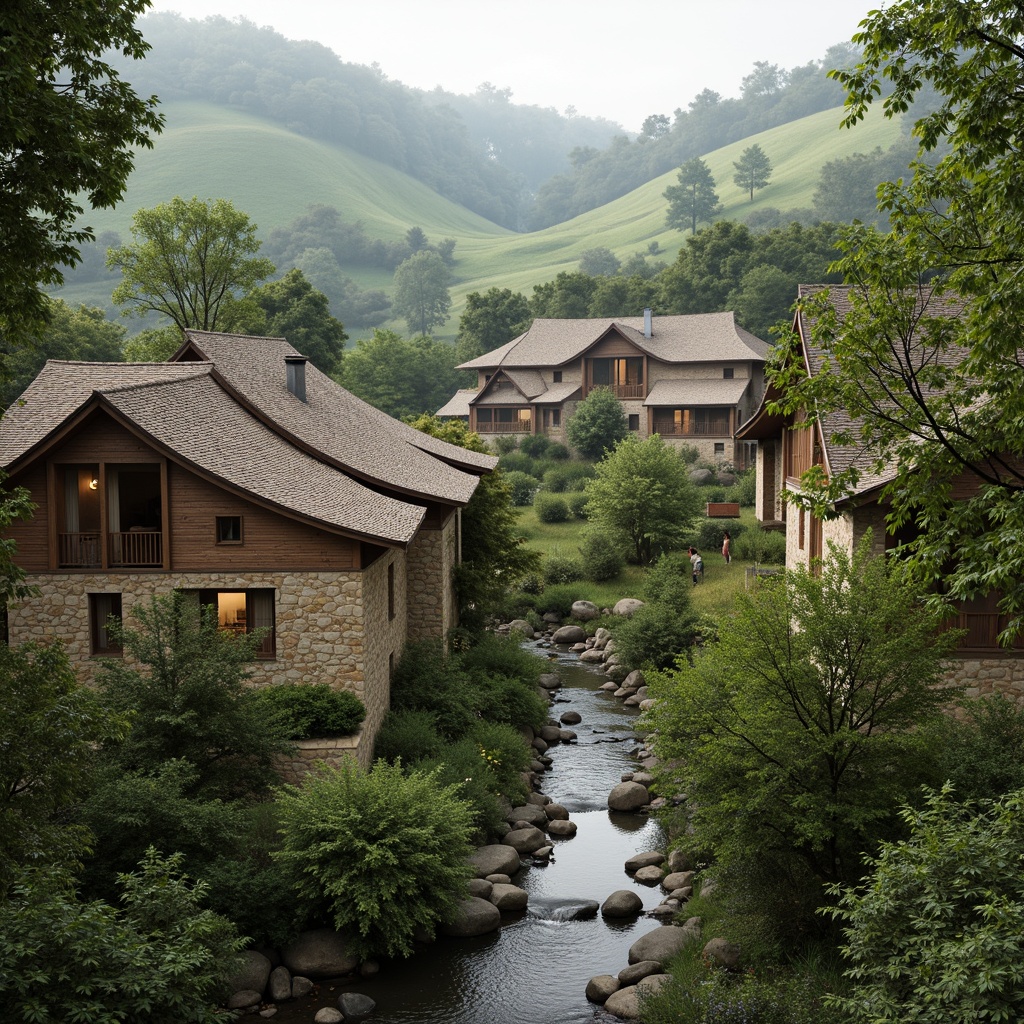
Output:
653 420 731 437
476 421 532 433
58 532 101 568
110 530 163 567
609 384 644 399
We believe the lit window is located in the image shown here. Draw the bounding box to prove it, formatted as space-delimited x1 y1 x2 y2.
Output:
90 593 123 656
198 589 276 659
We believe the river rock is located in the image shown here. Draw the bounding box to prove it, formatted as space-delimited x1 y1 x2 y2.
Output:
633 865 664 886
440 897 501 937
268 965 292 1002
571 600 600 620
468 844 521 878
612 598 645 617
608 781 650 811
628 919 702 965
281 929 359 979
314 1010 343 1024
227 990 261 1010
579 648 605 663
545 802 569 820
468 877 493 898
605 974 671 1019
551 624 588 644
600 681 618 691
559 710 582 725
225 950 272 997
586 974 621 1003
336 992 376 1020
667 849 691 872
508 618 535 637
538 673 562 690
486 873 512 884
559 729 577 742
618 960 663 985
625 851 665 872
506 803 548 829
622 669 645 689
631 771 656 787
704 937 741 969
546 818 577 838
526 792 550 806
601 890 643 918
291 977 315 999
605 665 631 683
662 870 695 891
539 724 563 743
532 735 549 753
489 883 529 911
504 825 548 853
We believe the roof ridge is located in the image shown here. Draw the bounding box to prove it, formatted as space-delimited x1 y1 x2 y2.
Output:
94 368 213 396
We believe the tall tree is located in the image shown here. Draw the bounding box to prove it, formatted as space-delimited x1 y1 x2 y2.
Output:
392 251 451 336
664 157 723 234
771 0 1024 639
0 0 163 347
246 269 347 375
585 433 701 564
565 387 628 460
733 143 773 201
107 196 275 332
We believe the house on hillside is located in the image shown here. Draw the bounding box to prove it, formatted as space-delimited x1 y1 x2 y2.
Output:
738 284 1024 695
0 330 495 769
437 309 770 468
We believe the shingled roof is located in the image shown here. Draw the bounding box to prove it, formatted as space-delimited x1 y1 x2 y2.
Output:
0 361 427 545
458 312 769 371
177 331 495 506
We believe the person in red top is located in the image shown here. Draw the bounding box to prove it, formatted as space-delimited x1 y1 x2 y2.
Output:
722 530 731 564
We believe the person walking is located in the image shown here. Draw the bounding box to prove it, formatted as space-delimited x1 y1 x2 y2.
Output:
722 530 731 564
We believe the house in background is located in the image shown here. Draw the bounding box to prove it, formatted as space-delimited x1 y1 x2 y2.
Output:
738 284 1024 697
439 309 770 468
0 330 495 769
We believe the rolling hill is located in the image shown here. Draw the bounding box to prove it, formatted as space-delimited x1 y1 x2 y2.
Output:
56 98 903 339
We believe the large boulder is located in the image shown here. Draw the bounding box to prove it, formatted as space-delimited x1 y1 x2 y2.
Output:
504 825 548 854
571 600 600 621
634 865 665 886
546 818 577 838
689 467 714 485
336 992 376 1020
551 624 588 644
612 598 645 617
618 960 664 985
281 929 359 979
538 673 562 690
489 883 529 911
628 919 702 965
585 975 621 1003
440 897 501 937
605 975 671 1019
467 844 521 878
601 890 643 918
608 781 650 811
662 870 695 891
704 937 741 970
268 965 292 1003
625 851 665 872
224 950 271 997
506 803 548 829
508 618 535 638
468 877 493 899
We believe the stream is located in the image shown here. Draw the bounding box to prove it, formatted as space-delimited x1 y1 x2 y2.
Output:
275 644 666 1023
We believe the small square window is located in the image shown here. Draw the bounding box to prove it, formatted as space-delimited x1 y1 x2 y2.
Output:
723 367 735 379
216 516 243 544
553 370 562 383
714 442 725 455
90 593 123 656
628 414 640 431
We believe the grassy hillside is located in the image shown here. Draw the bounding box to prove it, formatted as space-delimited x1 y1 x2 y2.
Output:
57 100 902 339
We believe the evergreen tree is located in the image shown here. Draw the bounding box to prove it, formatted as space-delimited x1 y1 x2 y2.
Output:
664 157 722 234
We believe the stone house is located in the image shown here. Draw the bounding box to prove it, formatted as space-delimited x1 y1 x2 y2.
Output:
738 285 1024 698
0 330 496 767
437 309 770 468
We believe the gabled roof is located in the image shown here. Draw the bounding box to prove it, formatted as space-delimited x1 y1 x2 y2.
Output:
644 378 752 408
457 313 769 370
0 361 425 545
176 331 495 506
436 389 476 418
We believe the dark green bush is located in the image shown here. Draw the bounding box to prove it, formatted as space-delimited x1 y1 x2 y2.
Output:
534 492 570 523
497 451 536 475
535 583 591 617
491 435 519 455
695 517 745 551
614 603 701 671
547 442 570 460
519 434 551 458
567 491 590 520
503 470 540 506
735 469 757 507
390 641 477 740
678 443 700 465
374 709 446 764
644 552 694 613
542 463 596 493
580 532 624 582
735 528 787 564
543 553 586 584
934 694 1024 801
254 683 365 739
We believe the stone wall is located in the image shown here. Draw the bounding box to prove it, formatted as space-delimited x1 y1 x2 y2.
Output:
406 515 456 642
9 566 407 769
944 656 1024 702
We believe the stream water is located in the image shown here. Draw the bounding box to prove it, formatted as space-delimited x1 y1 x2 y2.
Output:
275 645 666 1024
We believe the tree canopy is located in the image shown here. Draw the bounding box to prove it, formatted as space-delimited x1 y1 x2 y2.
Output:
585 433 700 564
769 0 1024 640
454 287 531 364
732 143 773 201
0 0 163 347
565 387 628 460
391 251 452 337
107 196 275 332
664 157 722 235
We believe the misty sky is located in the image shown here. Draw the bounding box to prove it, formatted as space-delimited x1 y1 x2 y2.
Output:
146 0 878 131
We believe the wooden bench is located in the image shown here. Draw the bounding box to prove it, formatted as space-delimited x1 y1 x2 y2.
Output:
706 502 740 518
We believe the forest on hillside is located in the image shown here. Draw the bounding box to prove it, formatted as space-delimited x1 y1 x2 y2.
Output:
113 14 909 232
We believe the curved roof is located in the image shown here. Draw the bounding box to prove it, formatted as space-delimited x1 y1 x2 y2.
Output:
0 361 425 545
179 331 495 505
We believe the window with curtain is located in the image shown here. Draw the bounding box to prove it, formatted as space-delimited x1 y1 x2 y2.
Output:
197 588 276 659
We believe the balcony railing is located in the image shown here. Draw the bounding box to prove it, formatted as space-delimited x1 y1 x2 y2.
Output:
653 420 732 437
601 383 644 399
109 530 163 567
58 532 101 568
476 421 532 433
